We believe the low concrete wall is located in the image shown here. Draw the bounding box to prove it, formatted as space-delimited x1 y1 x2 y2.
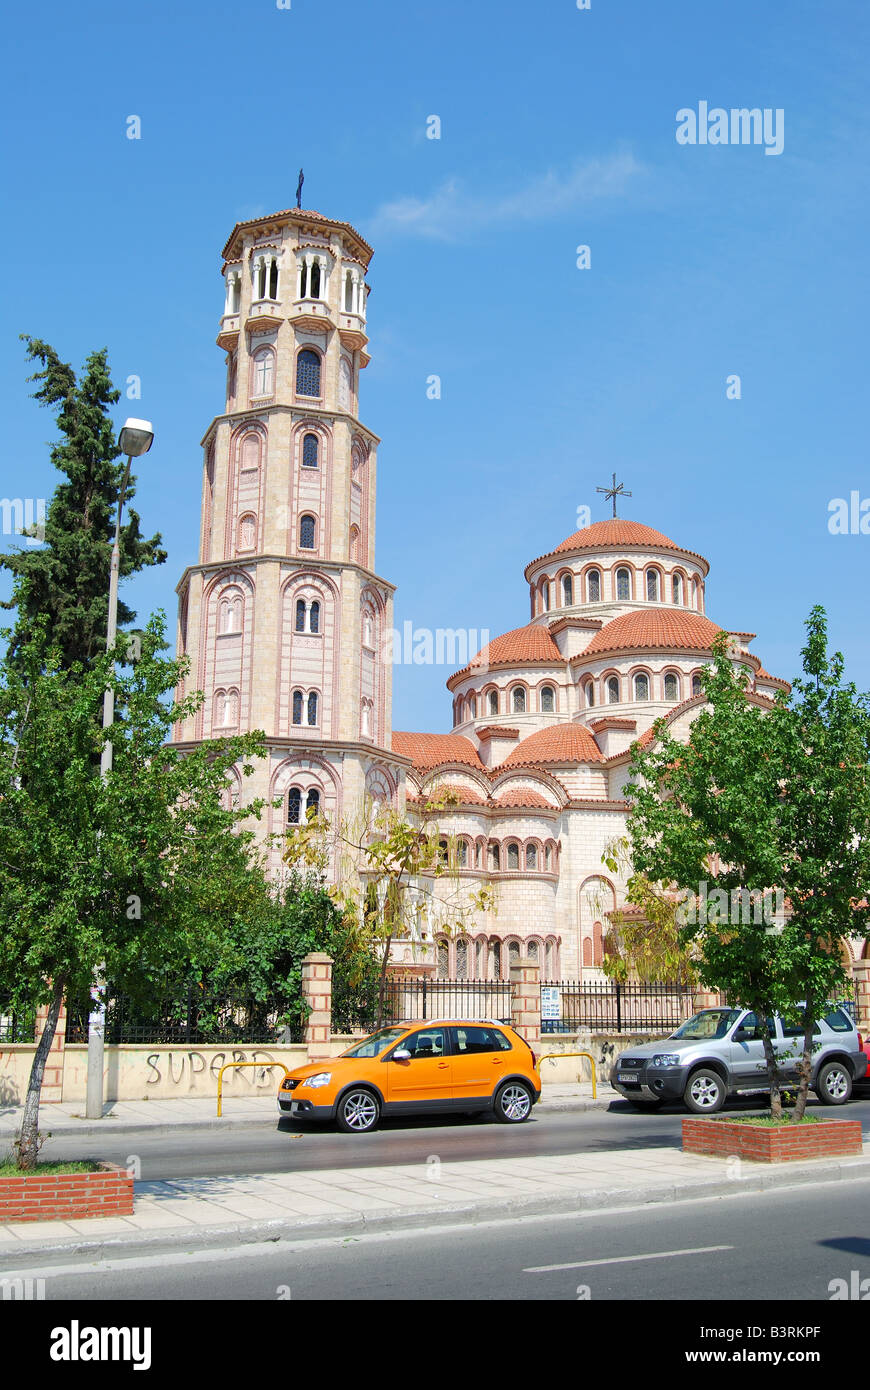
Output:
0 1037 360 1104
535 1032 669 1086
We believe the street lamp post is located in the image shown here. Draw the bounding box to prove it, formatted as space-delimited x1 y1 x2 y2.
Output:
85 419 154 1120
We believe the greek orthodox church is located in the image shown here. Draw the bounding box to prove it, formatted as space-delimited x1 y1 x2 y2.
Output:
172 203 791 983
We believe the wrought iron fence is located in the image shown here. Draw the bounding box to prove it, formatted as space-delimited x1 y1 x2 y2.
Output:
64 988 305 1045
373 978 513 1027
0 1005 36 1043
540 980 696 1034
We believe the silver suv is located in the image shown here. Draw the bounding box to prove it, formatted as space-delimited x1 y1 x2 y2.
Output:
611 1005 867 1114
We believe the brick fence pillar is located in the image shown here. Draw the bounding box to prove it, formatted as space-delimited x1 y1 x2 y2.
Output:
301 952 333 1056
510 957 541 1045
693 987 722 1011
853 960 870 1032
34 995 67 1104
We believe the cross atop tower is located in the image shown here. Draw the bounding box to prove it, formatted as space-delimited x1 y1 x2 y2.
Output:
596 472 632 519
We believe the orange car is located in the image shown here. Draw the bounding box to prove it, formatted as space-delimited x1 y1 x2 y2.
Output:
277 1019 542 1132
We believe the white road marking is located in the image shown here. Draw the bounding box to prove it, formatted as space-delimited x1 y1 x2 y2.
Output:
524 1243 733 1273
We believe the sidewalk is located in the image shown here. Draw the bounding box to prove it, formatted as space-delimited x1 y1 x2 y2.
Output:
0 1084 609 1141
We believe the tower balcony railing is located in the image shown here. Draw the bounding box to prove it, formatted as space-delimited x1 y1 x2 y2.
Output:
338 309 368 351
216 312 240 351
246 298 284 333
290 297 336 331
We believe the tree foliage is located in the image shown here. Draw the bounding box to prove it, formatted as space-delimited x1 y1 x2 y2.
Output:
0 338 165 668
624 612 870 1119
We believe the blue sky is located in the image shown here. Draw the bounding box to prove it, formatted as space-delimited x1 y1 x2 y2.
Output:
1 0 868 731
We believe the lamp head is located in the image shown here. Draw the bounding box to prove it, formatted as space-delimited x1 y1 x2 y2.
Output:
118 418 154 458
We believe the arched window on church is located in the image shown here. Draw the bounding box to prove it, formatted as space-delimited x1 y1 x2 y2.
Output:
607 676 620 703
692 674 703 697
489 843 500 871
306 788 320 819
299 514 316 549
455 937 468 979
307 692 318 726
507 843 519 871
664 672 679 701
457 840 468 869
488 690 498 717
562 574 573 606
616 568 631 601
646 569 659 601
302 433 319 468
634 672 650 700
292 690 303 725
296 349 321 398
287 787 301 824
526 844 537 870
309 601 320 634
672 573 683 605
512 686 526 713
309 260 321 299
584 679 595 707
587 569 601 602
349 525 360 562
541 685 555 712
692 577 700 609
295 600 306 632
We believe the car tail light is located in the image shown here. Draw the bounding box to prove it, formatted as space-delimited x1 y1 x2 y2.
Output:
859 1033 864 1053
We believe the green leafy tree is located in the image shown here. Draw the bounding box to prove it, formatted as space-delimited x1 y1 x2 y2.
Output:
0 338 165 667
600 838 700 987
624 612 870 1120
0 613 267 1167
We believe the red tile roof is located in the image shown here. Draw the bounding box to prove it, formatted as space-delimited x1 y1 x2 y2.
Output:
449 623 563 685
221 208 373 262
526 519 709 577
499 723 604 768
491 788 556 808
408 784 487 806
392 732 483 773
580 608 723 658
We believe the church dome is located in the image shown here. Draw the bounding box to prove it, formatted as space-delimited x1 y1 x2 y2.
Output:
581 608 724 658
525 519 709 579
448 623 562 686
499 723 604 769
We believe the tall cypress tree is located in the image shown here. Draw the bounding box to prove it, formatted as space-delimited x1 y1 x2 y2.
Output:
0 336 166 666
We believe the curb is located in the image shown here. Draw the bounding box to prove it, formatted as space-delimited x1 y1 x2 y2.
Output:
0 1095 610 1142
2 1154 869 1267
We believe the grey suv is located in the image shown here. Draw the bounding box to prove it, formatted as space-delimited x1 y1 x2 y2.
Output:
611 1005 867 1114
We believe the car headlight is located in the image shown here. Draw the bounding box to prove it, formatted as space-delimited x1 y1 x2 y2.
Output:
302 1072 332 1088
652 1054 681 1067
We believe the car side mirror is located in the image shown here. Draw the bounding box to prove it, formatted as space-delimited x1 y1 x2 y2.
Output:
733 1028 752 1042
392 1049 411 1062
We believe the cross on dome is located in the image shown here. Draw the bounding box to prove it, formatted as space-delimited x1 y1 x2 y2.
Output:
596 472 632 519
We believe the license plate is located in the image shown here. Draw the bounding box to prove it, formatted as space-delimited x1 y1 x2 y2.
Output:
290 1101 302 1113
618 1073 639 1084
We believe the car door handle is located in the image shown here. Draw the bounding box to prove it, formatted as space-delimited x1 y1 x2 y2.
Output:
491 1058 504 1065
437 1062 449 1069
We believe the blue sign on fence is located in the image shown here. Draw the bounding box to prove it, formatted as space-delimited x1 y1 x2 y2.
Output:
541 986 561 1021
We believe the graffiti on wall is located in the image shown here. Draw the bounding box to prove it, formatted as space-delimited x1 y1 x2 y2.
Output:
144 1049 284 1089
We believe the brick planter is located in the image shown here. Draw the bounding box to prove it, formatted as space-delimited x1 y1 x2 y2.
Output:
683 1116 864 1163
0 1162 133 1223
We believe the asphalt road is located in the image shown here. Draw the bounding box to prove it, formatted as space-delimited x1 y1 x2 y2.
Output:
37 1093 870 1182
9 1178 870 1302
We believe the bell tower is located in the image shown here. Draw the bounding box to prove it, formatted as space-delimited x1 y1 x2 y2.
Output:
173 205 406 870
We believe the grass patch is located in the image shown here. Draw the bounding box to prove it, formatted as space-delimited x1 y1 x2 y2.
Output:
712 1113 822 1127
0 1159 99 1176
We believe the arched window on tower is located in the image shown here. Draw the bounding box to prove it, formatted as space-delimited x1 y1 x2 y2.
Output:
302 433 319 468
646 569 659 601
309 260 321 299
306 788 320 818
634 673 650 701
562 574 573 606
292 690 303 725
541 685 555 712
287 787 301 824
607 676 620 704
349 525 360 562
587 569 601 602
269 259 278 298
295 599 306 632
299 514 316 550
616 568 631 601
251 348 274 398
296 350 321 397
307 692 318 726
309 601 320 634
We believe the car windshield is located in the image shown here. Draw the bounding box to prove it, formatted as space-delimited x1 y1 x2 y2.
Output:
341 1027 407 1058
670 1009 742 1040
